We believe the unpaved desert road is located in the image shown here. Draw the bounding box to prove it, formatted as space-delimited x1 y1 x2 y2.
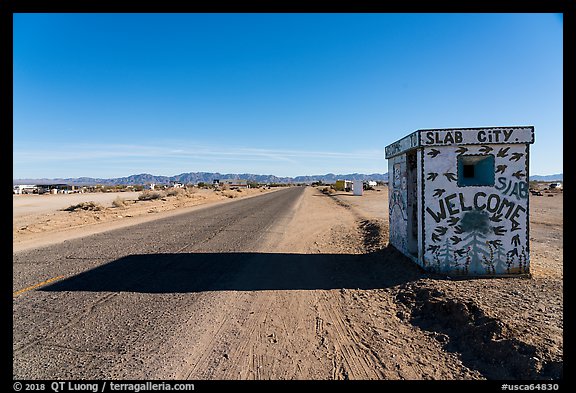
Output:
12 186 502 380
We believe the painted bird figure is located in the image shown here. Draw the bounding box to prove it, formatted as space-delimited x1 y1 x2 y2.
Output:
510 152 524 162
427 245 441 253
431 233 442 243
512 171 525 180
434 226 448 236
447 217 460 226
450 236 462 245
497 147 510 157
493 226 506 236
487 239 503 248
433 188 446 197
455 146 468 155
507 248 519 258
427 172 439 181
427 148 441 158
479 145 493 154
490 213 503 222
443 172 457 182
496 164 507 174
454 249 467 258
453 225 464 234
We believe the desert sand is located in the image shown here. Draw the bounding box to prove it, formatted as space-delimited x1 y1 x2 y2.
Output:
13 187 279 253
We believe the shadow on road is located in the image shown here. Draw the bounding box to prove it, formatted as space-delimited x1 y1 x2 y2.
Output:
41 247 425 293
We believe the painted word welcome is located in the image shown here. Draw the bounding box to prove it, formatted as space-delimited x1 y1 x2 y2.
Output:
426 191 526 227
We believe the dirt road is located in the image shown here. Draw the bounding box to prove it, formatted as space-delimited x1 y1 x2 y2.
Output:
13 186 562 380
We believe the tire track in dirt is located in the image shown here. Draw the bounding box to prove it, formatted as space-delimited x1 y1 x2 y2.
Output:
169 187 365 380
315 290 384 379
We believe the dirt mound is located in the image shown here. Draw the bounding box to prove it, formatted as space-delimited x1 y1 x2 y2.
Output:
358 219 384 253
394 282 562 380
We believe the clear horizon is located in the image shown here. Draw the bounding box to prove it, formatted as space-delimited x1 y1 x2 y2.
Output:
12 168 563 181
13 13 563 179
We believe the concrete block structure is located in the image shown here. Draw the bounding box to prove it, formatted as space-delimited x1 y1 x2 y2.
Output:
385 126 534 276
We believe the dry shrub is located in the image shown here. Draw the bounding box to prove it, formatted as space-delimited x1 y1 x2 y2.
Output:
166 188 184 197
63 201 104 211
236 188 243 193
112 196 127 208
221 190 237 199
138 191 164 201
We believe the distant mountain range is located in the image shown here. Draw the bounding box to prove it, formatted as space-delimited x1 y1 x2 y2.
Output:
14 171 563 186
13 172 390 186
529 173 563 182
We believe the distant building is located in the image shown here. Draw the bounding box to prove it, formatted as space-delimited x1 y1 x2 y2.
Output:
36 184 79 194
219 179 249 189
13 184 38 194
146 183 155 190
170 181 184 188
549 182 562 190
334 180 353 192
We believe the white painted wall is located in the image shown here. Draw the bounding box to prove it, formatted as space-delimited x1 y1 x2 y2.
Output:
421 143 530 275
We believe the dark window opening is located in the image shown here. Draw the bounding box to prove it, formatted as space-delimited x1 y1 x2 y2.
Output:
457 154 495 186
463 164 475 178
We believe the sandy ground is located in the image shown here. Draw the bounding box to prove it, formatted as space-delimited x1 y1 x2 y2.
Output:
312 186 563 379
13 185 563 380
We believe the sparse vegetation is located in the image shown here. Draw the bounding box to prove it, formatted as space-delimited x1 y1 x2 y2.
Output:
63 201 104 211
529 180 542 190
112 196 127 208
138 191 164 201
220 190 238 198
166 188 184 197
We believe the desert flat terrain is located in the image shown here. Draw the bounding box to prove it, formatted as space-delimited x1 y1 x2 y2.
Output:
13 185 562 380
13 187 278 253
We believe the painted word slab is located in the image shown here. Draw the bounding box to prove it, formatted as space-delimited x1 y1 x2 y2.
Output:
385 127 534 159
421 127 534 147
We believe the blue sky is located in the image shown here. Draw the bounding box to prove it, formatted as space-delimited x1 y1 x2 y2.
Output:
13 13 563 178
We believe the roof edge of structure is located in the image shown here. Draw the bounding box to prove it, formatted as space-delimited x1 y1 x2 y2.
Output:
385 126 534 159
